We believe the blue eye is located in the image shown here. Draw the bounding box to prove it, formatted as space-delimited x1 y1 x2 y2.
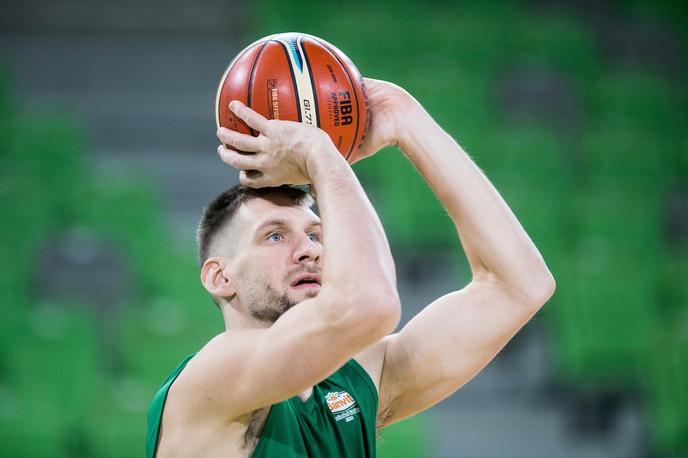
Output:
308 232 320 242
268 232 284 242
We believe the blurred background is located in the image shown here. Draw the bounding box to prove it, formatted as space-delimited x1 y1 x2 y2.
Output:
0 0 686 456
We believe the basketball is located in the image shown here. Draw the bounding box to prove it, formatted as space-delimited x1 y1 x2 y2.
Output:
215 32 369 163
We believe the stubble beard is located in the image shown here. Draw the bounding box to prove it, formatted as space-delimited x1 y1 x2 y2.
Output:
245 264 320 324
248 284 297 324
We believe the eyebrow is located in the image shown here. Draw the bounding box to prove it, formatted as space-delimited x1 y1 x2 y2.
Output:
254 219 322 235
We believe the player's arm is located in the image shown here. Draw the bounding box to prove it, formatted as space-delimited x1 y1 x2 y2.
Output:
356 79 556 427
171 102 401 425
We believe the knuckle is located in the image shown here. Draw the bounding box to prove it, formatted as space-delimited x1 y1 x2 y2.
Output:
256 134 267 152
247 178 262 189
239 172 253 187
255 156 268 169
222 130 234 144
314 128 329 143
267 120 280 136
226 154 241 168
218 147 229 159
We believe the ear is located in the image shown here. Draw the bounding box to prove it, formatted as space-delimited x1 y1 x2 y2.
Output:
200 257 236 298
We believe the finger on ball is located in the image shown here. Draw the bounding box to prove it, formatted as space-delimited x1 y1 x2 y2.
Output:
218 128 262 153
229 101 269 133
218 145 253 169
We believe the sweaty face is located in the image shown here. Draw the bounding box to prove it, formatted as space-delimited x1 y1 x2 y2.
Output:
227 194 322 324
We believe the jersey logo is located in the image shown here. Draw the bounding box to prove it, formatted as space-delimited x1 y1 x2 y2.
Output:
325 391 360 422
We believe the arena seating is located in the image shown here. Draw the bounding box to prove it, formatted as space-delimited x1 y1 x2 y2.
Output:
0 0 685 456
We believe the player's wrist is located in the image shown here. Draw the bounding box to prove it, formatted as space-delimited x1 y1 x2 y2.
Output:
395 100 427 153
304 142 350 185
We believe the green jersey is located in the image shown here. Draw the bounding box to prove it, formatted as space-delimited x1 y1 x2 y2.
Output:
146 353 378 457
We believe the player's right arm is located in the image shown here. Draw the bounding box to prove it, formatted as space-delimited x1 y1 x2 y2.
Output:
168 101 400 426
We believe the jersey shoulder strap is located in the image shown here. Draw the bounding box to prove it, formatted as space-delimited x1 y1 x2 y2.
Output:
145 353 196 458
331 358 379 417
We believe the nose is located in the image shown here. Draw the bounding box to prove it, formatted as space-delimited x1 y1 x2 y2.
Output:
292 233 321 264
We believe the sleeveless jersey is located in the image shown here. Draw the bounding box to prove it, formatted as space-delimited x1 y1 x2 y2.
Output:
146 353 378 457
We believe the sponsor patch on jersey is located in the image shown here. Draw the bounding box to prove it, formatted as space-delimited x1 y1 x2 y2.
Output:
325 391 360 422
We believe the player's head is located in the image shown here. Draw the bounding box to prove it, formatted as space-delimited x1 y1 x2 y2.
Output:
196 184 321 324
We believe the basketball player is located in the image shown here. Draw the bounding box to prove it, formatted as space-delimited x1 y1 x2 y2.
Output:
146 78 556 457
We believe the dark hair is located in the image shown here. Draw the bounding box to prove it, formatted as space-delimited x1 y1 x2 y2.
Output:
196 184 314 267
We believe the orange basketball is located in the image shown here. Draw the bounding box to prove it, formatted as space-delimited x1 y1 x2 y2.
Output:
215 32 369 163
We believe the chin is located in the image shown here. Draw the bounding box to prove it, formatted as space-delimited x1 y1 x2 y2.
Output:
304 290 320 299
291 290 320 302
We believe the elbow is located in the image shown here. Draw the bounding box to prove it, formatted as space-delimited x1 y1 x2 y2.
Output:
369 290 402 336
524 269 556 308
325 286 401 341
349 287 401 337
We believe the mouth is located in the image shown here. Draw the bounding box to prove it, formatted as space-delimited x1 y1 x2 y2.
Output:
290 274 322 289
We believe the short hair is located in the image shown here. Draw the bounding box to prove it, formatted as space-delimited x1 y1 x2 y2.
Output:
196 184 314 267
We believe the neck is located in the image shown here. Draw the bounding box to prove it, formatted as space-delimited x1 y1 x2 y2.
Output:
221 300 274 331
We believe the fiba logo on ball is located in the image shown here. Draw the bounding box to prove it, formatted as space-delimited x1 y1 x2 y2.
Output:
215 32 369 163
266 79 279 120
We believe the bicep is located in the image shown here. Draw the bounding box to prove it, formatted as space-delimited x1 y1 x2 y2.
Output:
171 295 381 423
378 280 543 426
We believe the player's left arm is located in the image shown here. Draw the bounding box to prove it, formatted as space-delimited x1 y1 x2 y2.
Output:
354 79 556 427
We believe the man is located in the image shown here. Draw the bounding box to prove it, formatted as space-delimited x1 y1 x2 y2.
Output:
146 78 556 457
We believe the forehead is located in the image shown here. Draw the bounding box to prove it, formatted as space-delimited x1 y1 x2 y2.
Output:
236 194 320 234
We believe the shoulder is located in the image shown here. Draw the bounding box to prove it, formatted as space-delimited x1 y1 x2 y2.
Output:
161 333 236 423
146 353 196 457
154 333 257 453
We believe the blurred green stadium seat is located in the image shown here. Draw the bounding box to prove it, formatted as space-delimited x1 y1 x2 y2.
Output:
646 318 688 455
0 302 103 458
354 150 456 249
505 13 597 83
377 414 432 458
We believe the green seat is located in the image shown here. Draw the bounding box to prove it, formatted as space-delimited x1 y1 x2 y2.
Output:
377 414 432 458
553 244 661 388
354 150 455 249
645 325 688 455
0 302 103 457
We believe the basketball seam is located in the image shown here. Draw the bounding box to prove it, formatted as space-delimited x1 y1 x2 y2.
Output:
314 38 361 161
215 46 253 129
275 40 302 123
300 37 320 128
247 41 270 137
